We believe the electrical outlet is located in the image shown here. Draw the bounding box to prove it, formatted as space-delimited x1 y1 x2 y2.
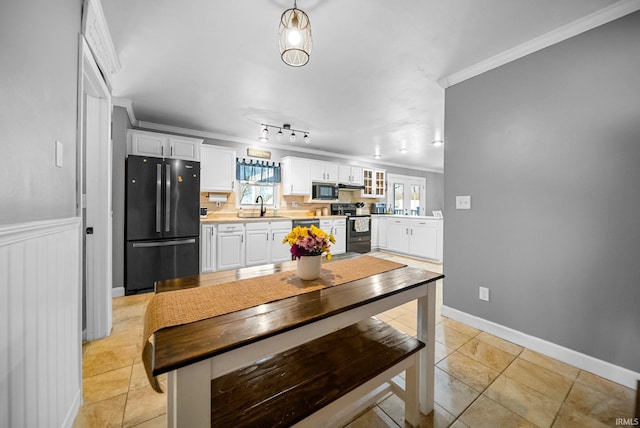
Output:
291 201 297 207
456 195 471 209
479 286 489 301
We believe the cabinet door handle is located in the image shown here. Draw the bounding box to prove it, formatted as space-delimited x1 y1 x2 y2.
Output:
266 232 269 240
272 233 275 240
406 228 409 235
232 181 234 189
241 235 244 243
171 145 174 157
291 184 293 192
411 228 413 235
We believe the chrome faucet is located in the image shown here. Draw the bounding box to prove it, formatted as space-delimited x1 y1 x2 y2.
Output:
255 195 266 217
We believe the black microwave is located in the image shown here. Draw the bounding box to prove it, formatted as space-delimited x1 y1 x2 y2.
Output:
312 183 338 200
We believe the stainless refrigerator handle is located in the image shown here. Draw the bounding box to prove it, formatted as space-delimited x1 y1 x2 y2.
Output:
132 238 196 248
156 164 162 233
165 164 171 232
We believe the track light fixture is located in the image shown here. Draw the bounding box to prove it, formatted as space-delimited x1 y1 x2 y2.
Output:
259 126 269 143
259 123 310 144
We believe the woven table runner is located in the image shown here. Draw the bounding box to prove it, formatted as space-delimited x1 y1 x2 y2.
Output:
142 255 405 391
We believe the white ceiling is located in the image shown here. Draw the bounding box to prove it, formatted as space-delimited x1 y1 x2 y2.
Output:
102 0 628 172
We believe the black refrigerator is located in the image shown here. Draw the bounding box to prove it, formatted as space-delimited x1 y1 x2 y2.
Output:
125 155 200 294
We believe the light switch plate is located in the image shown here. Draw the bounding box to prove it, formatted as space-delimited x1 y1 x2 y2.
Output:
456 195 471 209
55 140 63 168
479 286 489 301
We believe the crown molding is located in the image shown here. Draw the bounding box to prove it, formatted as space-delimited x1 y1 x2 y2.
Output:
137 121 443 174
81 0 121 90
438 0 640 88
111 97 137 125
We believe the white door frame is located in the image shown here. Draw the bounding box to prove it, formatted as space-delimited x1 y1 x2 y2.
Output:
78 36 113 340
386 173 427 216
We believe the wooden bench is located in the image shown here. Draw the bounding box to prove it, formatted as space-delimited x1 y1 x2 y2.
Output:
210 317 425 427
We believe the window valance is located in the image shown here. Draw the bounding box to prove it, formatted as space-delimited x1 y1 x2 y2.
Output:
235 158 281 183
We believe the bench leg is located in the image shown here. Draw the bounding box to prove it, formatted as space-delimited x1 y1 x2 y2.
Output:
404 356 420 427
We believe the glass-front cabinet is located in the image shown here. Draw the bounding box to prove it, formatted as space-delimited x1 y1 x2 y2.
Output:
362 168 385 198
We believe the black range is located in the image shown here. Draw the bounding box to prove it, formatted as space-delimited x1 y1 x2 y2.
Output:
331 203 371 253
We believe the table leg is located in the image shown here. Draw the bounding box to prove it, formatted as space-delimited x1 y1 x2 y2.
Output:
417 281 437 415
168 359 211 428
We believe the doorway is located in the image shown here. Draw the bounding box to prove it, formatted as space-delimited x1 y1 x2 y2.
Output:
78 38 113 341
387 174 426 216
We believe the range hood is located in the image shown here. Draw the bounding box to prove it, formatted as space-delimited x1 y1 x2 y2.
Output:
338 183 365 190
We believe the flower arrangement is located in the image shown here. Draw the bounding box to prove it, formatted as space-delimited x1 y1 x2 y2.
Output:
282 225 335 260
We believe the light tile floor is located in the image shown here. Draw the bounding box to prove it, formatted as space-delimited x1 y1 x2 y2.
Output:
74 252 636 427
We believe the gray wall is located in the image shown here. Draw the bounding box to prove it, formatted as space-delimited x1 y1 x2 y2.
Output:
444 11 640 372
0 0 81 224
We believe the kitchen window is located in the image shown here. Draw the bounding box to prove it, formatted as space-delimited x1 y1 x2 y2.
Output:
236 159 281 208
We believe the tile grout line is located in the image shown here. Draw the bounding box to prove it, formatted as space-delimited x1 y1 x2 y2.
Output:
446 342 525 426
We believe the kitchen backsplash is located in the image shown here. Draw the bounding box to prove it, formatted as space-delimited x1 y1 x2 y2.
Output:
200 190 372 217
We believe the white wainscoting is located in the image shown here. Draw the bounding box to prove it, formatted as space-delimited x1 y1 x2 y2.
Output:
0 217 82 428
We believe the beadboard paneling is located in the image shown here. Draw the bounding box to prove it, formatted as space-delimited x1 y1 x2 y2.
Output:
0 218 82 428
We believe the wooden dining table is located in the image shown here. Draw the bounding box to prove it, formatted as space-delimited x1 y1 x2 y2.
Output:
142 254 444 427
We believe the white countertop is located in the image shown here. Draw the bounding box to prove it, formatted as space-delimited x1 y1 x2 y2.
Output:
372 215 443 220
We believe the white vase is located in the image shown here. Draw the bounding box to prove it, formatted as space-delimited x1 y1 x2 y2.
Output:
297 255 322 280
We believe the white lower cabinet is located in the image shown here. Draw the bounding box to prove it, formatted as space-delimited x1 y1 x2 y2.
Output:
245 222 270 266
383 217 442 262
332 219 346 255
387 219 410 254
371 217 379 248
409 220 439 260
200 224 216 273
245 221 293 266
320 218 346 255
378 217 387 249
270 222 294 263
217 223 245 270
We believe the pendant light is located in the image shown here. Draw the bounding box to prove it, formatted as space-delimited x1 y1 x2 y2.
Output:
279 0 312 67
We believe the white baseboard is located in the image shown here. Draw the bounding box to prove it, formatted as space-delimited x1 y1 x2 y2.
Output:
112 287 125 298
442 305 639 390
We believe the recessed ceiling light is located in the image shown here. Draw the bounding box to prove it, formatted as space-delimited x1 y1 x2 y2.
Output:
432 140 444 147
399 147 407 153
373 154 382 159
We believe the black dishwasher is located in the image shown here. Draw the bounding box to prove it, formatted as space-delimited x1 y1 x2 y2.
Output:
291 218 320 229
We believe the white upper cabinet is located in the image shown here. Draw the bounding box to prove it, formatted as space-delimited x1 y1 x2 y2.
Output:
201 145 236 192
338 165 364 186
127 129 202 161
362 168 386 198
169 136 201 160
310 161 338 183
282 157 311 195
